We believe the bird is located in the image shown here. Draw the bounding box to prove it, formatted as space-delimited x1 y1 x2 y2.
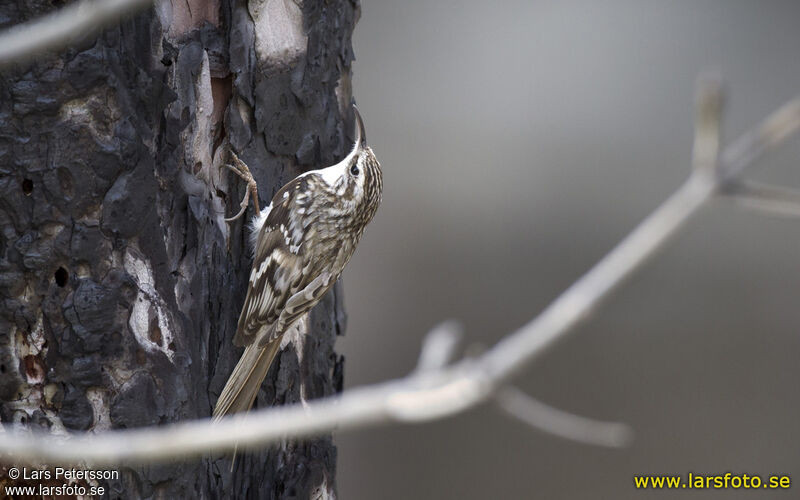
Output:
213 107 382 421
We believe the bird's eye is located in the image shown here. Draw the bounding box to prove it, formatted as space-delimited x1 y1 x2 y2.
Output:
350 164 360 176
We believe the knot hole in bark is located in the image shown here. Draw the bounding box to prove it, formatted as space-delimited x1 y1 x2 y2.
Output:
54 267 69 287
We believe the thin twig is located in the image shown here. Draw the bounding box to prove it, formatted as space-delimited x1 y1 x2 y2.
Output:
479 87 799 382
723 179 800 218
2 84 800 466
719 97 800 183
495 387 633 448
692 75 723 174
414 320 463 373
0 0 153 67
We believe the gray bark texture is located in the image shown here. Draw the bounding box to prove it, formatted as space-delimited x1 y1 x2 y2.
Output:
0 0 358 497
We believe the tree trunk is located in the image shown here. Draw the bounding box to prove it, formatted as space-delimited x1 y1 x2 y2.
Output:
0 0 358 497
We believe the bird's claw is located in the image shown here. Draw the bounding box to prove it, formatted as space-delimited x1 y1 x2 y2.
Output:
222 152 260 221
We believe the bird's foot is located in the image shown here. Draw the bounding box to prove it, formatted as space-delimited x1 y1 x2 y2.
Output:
223 151 260 222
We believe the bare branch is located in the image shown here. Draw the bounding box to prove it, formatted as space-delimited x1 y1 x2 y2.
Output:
2 82 799 466
723 179 800 218
415 320 463 372
480 91 800 383
0 0 152 67
692 75 723 174
478 174 714 382
720 97 800 183
495 387 633 448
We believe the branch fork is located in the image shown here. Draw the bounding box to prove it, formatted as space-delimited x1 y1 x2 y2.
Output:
2 75 800 465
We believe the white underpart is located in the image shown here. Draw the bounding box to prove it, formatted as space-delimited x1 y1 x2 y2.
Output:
316 162 346 186
247 136 362 254
249 202 272 251
301 133 361 187
124 249 175 361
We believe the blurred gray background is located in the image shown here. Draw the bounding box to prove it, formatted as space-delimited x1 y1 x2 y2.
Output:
337 1 800 498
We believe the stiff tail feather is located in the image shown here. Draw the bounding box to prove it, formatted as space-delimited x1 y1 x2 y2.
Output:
213 338 282 470
213 338 283 419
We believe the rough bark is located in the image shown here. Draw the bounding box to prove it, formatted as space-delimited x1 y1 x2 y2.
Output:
0 0 357 497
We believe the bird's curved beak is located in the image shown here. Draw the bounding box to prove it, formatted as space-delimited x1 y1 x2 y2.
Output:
330 106 367 171
353 105 367 148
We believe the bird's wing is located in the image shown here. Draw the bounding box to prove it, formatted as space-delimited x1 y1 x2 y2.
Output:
233 176 316 347
257 271 334 348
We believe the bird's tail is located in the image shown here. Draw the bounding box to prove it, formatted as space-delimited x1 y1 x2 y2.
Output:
212 338 282 420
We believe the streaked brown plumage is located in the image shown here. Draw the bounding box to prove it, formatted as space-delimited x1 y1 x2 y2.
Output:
213 107 382 420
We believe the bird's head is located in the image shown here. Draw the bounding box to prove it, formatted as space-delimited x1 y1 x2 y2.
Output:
315 106 383 226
